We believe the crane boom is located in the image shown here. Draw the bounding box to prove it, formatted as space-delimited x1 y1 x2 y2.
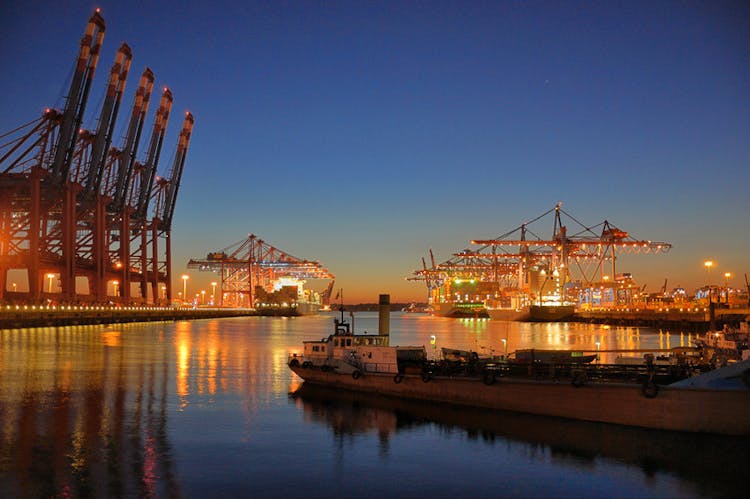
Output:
50 10 106 182
84 42 132 196
110 68 154 210
159 111 194 229
133 87 172 220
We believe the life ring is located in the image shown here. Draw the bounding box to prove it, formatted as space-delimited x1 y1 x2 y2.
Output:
482 371 496 385
393 374 403 384
742 368 750 389
571 372 586 388
289 358 300 367
421 372 432 383
352 370 362 380
642 380 659 398
302 361 312 368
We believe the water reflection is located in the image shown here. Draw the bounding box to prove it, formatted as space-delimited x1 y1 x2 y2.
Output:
291 383 747 498
0 315 727 497
0 325 179 497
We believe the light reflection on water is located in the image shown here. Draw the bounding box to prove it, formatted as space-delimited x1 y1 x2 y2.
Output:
0 314 742 498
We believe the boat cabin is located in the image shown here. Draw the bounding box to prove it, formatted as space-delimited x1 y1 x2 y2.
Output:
298 315 425 374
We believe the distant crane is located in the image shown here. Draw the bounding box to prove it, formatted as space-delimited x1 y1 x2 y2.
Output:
187 234 334 308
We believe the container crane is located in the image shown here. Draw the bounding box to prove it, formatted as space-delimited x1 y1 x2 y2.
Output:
187 234 335 308
0 9 192 304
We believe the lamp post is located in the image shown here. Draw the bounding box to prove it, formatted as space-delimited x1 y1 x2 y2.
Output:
703 260 713 303
12 282 17 292
112 280 119 297
47 273 55 293
181 275 189 303
595 341 601 363
211 281 217 305
501 338 507 357
201 290 206 305
724 272 731 303
161 285 167 301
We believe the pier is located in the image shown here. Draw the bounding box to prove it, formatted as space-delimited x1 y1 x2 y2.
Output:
0 305 262 330
574 307 750 331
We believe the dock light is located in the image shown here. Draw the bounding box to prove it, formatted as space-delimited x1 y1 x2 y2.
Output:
201 290 206 305
211 281 217 298
595 341 601 363
181 275 189 302
161 285 167 300
501 338 507 356
703 261 714 303
112 280 119 296
721 272 732 303
47 273 55 293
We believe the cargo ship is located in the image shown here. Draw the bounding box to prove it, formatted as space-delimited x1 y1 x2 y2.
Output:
288 297 750 435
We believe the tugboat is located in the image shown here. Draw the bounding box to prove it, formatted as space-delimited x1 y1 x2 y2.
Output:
289 295 750 435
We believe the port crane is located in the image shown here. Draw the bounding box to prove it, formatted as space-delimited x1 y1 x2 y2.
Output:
0 9 193 304
410 203 671 305
187 234 335 308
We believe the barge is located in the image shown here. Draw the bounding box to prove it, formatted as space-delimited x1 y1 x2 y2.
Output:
288 296 750 435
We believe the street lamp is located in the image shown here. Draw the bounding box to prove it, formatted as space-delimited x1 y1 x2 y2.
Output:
703 260 714 303
595 341 601 363
724 272 731 303
47 273 55 293
181 274 189 303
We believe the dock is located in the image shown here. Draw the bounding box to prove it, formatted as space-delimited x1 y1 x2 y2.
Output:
0 305 261 330
574 307 750 330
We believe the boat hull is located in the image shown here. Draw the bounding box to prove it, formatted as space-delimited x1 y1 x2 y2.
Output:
487 308 531 321
432 302 489 318
290 366 750 435
528 305 575 321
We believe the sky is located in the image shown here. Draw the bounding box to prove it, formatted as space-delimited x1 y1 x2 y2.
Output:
1 0 748 303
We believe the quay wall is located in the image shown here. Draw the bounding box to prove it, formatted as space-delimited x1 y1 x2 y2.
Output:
0 306 259 330
573 307 750 331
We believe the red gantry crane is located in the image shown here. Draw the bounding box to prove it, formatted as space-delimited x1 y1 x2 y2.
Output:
0 9 193 304
410 203 671 309
187 234 335 309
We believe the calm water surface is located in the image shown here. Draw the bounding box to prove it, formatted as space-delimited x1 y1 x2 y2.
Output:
0 313 745 498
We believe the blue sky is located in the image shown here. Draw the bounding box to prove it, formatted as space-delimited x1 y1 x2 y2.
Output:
1 1 748 302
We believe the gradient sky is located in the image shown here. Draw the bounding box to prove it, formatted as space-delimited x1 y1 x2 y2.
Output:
1 1 748 303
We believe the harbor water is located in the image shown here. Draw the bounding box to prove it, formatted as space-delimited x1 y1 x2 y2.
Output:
0 313 745 498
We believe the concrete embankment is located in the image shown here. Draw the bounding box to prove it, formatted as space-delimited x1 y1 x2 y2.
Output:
574 307 749 331
0 306 259 330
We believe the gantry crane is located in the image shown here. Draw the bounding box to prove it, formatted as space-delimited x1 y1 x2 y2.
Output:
0 9 193 304
410 203 671 307
187 234 335 308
